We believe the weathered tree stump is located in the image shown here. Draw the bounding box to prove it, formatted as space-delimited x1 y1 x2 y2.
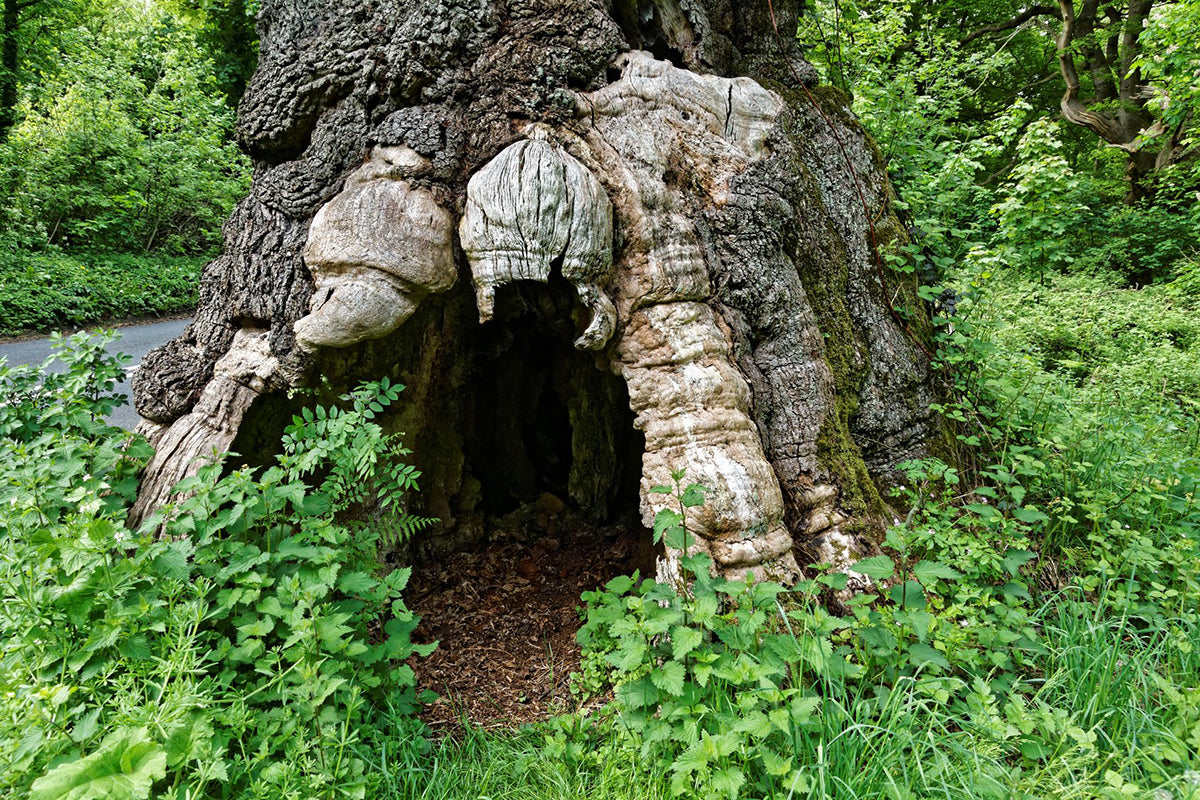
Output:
132 0 939 582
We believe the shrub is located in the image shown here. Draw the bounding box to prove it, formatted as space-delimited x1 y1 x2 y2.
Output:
0 252 203 336
0 334 435 798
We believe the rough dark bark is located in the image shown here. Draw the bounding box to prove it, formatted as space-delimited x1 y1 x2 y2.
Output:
133 0 940 582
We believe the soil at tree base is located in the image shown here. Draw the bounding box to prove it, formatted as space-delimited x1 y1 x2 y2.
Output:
406 494 655 732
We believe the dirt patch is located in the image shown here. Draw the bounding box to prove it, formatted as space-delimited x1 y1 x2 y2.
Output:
406 497 654 732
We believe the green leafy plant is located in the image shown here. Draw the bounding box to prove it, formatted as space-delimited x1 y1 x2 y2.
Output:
0 252 203 336
575 475 827 798
0 335 436 799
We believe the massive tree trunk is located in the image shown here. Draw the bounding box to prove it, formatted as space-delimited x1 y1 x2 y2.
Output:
132 0 940 582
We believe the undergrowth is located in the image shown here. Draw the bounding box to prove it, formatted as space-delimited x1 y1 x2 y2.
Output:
554 258 1200 799
0 333 434 798
3 256 1200 799
0 252 203 337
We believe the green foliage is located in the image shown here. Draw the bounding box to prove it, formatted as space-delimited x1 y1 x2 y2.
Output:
171 0 259 108
576 477 826 798
0 252 202 335
989 119 1088 278
31 728 167 800
536 8 1200 798
568 260 1200 794
0 335 435 798
0 0 250 255
370 718 669 800
1134 0 1200 141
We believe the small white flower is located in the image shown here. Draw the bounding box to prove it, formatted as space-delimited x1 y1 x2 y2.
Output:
113 530 127 543
1153 789 1172 800
1184 770 1200 787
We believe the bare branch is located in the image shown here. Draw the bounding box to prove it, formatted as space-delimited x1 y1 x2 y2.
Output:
963 5 1058 43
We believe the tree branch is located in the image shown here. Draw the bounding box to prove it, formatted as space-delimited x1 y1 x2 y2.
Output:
963 5 1058 43
1056 0 1125 145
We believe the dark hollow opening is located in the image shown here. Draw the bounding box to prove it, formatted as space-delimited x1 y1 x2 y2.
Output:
612 0 688 70
464 273 643 525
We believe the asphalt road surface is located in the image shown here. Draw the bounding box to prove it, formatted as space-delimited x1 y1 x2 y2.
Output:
0 317 192 430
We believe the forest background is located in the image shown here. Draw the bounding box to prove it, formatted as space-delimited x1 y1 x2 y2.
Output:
1 1 1199 798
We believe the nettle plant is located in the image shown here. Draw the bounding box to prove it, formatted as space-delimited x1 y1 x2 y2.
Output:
575 472 826 798
573 469 1049 798
0 336 435 800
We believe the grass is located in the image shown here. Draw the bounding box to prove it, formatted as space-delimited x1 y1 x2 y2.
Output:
0 250 203 336
361 600 1200 800
355 264 1200 800
366 722 668 800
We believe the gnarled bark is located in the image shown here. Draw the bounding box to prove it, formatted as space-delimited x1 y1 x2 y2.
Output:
133 0 939 582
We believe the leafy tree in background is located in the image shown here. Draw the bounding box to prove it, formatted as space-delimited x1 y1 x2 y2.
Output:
0 0 250 253
802 0 1198 202
0 0 88 142
799 0 1198 284
963 0 1198 201
171 0 258 108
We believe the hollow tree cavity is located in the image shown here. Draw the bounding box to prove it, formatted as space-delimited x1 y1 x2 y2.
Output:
132 0 939 582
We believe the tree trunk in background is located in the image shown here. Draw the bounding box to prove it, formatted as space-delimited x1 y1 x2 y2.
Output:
132 0 941 582
0 0 21 143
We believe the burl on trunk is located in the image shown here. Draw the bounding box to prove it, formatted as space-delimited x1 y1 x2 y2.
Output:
132 0 939 582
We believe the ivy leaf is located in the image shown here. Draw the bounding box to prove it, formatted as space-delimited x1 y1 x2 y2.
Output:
850 555 895 581
31 727 166 800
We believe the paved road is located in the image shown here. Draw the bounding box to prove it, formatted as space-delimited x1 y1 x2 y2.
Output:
0 318 192 429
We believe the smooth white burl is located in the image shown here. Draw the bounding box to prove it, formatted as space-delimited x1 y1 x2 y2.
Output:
295 146 457 349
